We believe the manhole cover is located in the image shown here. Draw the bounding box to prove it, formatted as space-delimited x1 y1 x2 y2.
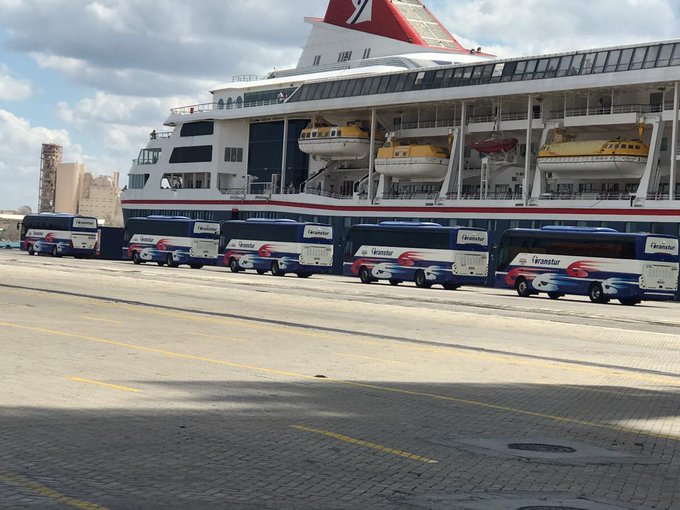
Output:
518 507 588 510
507 443 577 453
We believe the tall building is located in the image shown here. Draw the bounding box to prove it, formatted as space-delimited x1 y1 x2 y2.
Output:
54 162 84 215
38 144 63 213
78 171 123 225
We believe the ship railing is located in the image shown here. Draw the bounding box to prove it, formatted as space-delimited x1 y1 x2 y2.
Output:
171 97 289 115
398 119 459 130
381 192 439 200
302 187 354 200
443 192 523 201
536 192 640 201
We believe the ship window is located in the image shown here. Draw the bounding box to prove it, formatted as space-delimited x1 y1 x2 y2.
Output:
553 56 570 77
580 53 596 74
591 51 608 73
617 48 633 71
360 77 373 95
337 80 350 96
331 130 336 137
569 54 583 75
369 76 381 94
312 55 321 66
180 121 214 137
362 48 371 59
383 74 398 93
512 60 526 81
523 60 537 79
169 145 212 164
499 61 515 82
393 73 409 92
629 46 647 70
337 129 342 137
657 43 674 66
312 132 317 138
643 45 660 68
320 81 333 98
533 58 549 79
311 83 324 100
372 75 387 94
329 80 341 98
604 50 620 72
480 64 494 82
671 44 680 66
224 147 243 162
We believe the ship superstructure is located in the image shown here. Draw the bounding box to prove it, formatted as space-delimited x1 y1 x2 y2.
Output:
122 0 680 272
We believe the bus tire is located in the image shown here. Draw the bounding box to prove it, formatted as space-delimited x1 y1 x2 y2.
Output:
296 272 311 278
548 292 562 300
132 251 141 264
414 270 431 289
515 277 532 297
229 257 240 273
619 298 640 306
166 253 177 268
588 283 607 304
157 261 165 267
442 283 459 290
27 244 35 256
256 269 267 275
359 266 372 284
51 245 59 257
389 279 401 286
271 261 285 277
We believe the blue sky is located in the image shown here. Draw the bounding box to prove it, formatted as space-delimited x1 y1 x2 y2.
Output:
0 0 679 210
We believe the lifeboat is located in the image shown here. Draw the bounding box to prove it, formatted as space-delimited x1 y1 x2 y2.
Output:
375 143 450 181
298 124 370 160
468 137 518 154
537 139 649 179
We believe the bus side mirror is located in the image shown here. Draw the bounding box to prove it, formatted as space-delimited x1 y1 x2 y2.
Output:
16 222 20 231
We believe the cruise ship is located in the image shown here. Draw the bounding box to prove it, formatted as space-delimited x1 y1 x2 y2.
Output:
121 0 680 272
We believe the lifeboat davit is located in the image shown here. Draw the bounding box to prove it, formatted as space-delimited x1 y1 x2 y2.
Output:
375 143 450 181
298 124 370 160
537 139 649 179
468 137 518 154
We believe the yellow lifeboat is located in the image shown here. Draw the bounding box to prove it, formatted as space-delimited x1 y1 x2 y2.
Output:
375 142 450 181
298 124 370 160
538 138 649 179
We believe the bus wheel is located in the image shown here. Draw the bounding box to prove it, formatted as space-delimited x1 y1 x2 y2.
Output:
442 283 459 290
256 269 267 275
548 292 562 300
166 253 177 268
51 245 59 257
27 244 35 256
229 258 240 273
389 279 402 286
515 277 532 297
359 266 372 284
296 272 311 278
588 283 607 304
132 251 141 265
157 261 165 267
619 298 640 306
414 270 432 289
271 261 285 277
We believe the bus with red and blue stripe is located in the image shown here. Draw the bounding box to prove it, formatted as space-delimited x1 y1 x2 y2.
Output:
20 213 98 257
496 226 679 305
343 222 489 289
221 219 334 277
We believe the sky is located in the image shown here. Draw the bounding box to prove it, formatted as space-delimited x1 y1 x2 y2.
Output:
0 0 679 210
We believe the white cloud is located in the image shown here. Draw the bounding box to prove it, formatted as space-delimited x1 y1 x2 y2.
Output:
0 64 32 101
0 109 82 209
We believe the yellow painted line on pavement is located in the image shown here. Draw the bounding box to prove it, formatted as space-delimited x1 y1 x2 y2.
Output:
11 286 680 388
0 468 108 510
0 319 677 441
68 377 142 394
81 316 122 324
194 332 246 342
291 424 437 464
334 352 405 365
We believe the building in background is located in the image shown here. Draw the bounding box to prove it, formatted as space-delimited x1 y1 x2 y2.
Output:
37 144 123 225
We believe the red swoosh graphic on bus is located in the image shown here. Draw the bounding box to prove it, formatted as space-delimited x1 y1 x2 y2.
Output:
44 232 55 243
504 267 542 287
566 260 600 278
127 243 142 257
156 238 170 251
397 251 422 266
258 244 273 257
351 258 374 275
